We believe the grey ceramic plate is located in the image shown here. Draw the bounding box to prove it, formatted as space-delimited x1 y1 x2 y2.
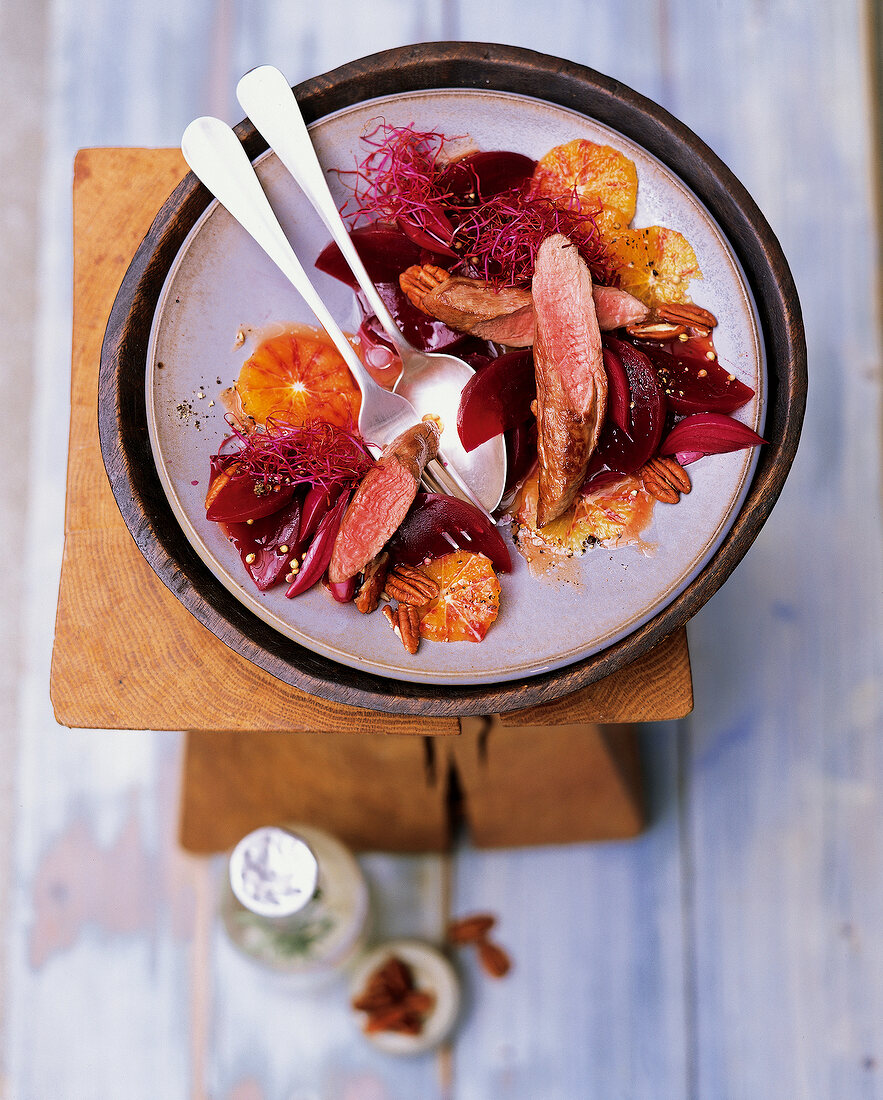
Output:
146 88 765 687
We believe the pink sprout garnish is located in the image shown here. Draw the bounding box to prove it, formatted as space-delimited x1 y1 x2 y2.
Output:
221 417 373 492
342 121 459 241
454 188 612 288
339 121 613 288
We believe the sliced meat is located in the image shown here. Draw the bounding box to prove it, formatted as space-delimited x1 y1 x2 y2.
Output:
328 421 440 583
420 275 647 346
592 286 649 330
422 277 535 346
532 234 608 526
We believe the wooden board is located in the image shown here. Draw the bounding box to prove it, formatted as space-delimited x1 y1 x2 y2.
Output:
449 718 643 846
50 146 693 733
179 729 450 853
179 719 645 853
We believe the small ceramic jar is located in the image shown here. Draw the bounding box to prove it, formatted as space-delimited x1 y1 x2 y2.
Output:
220 823 370 985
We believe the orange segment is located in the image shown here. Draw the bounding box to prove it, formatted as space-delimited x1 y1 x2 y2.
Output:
236 325 361 428
532 139 638 239
417 551 501 643
515 471 653 554
605 226 701 307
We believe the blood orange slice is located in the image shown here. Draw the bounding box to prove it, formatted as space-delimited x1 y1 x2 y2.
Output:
417 551 501 643
605 226 701 307
236 325 361 428
532 139 638 240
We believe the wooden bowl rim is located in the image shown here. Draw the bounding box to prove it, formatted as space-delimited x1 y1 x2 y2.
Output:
98 42 806 716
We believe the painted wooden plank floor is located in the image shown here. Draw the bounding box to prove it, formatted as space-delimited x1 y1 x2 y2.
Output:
2 0 882 1097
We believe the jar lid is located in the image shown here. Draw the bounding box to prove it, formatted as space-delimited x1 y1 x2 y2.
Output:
229 826 319 918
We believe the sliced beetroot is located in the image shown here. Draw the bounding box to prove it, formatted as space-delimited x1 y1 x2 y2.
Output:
603 346 630 432
389 493 512 573
297 484 343 554
286 490 351 598
365 283 466 353
594 336 665 474
205 472 295 523
225 496 302 591
315 224 423 286
326 576 357 603
440 151 537 203
396 208 458 257
659 412 766 463
642 340 755 414
505 419 538 494
315 222 489 353
457 348 536 452
581 468 628 496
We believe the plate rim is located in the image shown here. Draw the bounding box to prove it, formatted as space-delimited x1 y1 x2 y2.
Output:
98 41 806 716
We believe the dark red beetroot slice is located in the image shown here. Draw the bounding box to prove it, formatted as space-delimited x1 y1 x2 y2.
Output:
315 226 466 353
315 224 423 286
326 576 357 603
286 490 351 598
505 420 537 494
594 336 665 475
366 283 466 354
297 484 343 555
659 412 766 463
641 340 755 414
226 496 301 591
457 349 536 452
440 151 537 203
206 473 296 523
603 347 630 432
396 207 458 257
389 493 511 573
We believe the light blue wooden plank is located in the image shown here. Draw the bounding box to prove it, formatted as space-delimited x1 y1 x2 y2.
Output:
207 854 448 1100
227 1 451 123
662 0 883 1095
448 726 689 1100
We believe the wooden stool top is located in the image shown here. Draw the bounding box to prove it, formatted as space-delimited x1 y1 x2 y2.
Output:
50 148 693 736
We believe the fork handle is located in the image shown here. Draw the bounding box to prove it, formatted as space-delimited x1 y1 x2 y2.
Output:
236 66 411 358
181 115 380 395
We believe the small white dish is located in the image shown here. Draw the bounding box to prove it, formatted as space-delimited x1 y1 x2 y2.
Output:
349 939 460 1055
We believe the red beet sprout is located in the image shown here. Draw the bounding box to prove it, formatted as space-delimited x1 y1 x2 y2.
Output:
221 417 374 493
338 121 614 289
454 188 613 288
342 121 460 243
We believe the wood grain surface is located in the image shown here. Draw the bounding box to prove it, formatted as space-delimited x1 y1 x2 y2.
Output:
6 2 882 1098
51 148 692 732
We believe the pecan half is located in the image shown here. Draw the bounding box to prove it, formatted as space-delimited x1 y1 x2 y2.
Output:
354 552 389 614
384 563 439 605
399 264 451 314
447 913 496 945
625 320 686 341
382 603 421 654
655 302 718 335
640 455 692 503
477 939 512 979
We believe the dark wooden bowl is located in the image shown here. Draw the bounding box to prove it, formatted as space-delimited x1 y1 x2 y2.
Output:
99 42 806 716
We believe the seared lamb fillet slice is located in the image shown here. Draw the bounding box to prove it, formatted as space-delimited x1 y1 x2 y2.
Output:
328 421 441 584
532 234 607 526
421 278 535 346
419 275 647 347
592 286 649 330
